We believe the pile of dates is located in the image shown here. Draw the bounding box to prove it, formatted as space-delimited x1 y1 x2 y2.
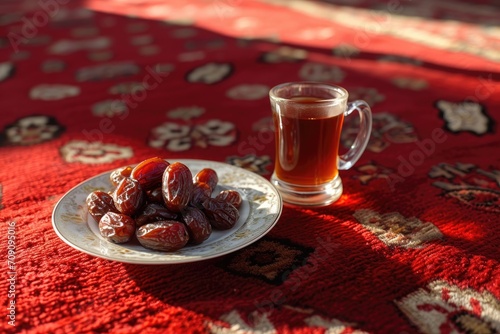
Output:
85 157 242 252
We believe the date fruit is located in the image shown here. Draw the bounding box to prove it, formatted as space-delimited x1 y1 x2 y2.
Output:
131 157 169 191
216 190 242 209
202 198 240 230
181 206 212 245
86 191 118 222
135 203 178 227
136 220 189 251
99 212 135 243
146 187 164 204
86 158 242 252
110 166 133 187
194 168 218 192
190 182 212 208
112 177 144 216
162 162 193 212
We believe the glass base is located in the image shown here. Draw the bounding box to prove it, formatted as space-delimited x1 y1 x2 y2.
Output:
270 173 343 207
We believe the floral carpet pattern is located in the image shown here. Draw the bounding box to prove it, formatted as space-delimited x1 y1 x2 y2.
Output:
0 0 499 333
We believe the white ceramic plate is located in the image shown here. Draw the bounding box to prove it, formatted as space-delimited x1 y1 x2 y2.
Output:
52 159 283 264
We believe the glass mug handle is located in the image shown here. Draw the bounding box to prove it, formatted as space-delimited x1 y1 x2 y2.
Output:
338 100 372 170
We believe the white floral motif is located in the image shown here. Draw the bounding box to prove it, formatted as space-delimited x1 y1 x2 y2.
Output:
209 310 368 334
436 100 492 135
130 34 153 46
342 112 417 153
396 280 500 334
299 62 345 82
92 100 128 117
171 28 197 38
70 26 99 38
348 87 385 107
0 62 14 82
392 77 428 90
332 43 360 59
60 140 133 164
226 84 269 100
139 45 160 56
49 36 110 55
153 63 175 75
260 46 308 63
41 60 66 73
148 119 236 151
429 163 500 213
149 123 191 151
353 209 443 249
52 8 93 22
30 84 80 100
186 62 233 84
378 55 422 66
88 50 113 62
226 154 271 175
108 82 145 95
178 51 206 62
209 310 276 334
252 117 273 132
305 315 369 334
354 161 393 185
2 115 64 146
76 62 139 82
196 120 236 146
167 106 205 120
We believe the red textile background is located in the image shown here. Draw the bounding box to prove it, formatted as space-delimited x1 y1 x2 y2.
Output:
1 0 499 333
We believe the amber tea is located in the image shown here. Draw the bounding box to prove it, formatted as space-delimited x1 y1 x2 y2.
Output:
270 82 372 206
273 96 344 185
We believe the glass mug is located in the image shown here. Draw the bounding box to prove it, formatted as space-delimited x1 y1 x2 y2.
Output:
270 81 372 206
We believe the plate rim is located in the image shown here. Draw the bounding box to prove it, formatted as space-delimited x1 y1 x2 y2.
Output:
52 159 283 265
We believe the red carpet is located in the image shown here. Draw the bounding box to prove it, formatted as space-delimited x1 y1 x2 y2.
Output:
0 0 499 333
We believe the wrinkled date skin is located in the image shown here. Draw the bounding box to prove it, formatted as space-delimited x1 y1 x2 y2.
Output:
194 168 218 192
162 162 193 212
136 220 189 251
202 198 240 230
131 157 169 191
216 190 242 209
190 182 212 208
110 166 133 187
135 203 178 227
146 187 164 204
99 212 135 243
181 206 212 245
86 191 118 222
86 158 244 252
113 178 145 216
